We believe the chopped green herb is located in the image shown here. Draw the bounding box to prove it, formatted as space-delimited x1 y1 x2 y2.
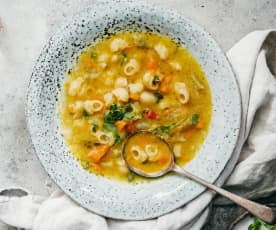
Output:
124 104 133 112
124 112 136 120
153 122 176 135
104 104 124 124
248 217 276 230
91 120 99 132
191 114 199 125
81 160 90 169
153 75 160 85
153 91 164 102
121 51 127 64
83 109 90 118
102 122 121 143
127 173 135 182
114 132 121 143
90 51 97 59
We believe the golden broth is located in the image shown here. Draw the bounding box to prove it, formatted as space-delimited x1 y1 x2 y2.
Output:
59 31 212 182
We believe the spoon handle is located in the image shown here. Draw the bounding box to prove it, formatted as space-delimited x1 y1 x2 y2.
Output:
173 165 276 224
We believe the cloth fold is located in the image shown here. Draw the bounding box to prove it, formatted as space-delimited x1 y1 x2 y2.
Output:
0 30 275 230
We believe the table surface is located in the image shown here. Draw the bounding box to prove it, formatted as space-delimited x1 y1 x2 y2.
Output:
0 0 275 229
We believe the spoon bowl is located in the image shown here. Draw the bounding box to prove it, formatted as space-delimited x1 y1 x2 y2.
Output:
123 131 276 225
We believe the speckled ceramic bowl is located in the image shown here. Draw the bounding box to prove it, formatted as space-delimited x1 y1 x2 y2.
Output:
26 0 241 220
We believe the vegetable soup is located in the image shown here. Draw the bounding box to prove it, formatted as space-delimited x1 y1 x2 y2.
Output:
59 31 212 182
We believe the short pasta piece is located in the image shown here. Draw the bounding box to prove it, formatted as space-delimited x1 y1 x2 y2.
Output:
110 38 128 52
95 131 114 145
128 83 144 94
112 87 129 102
103 92 114 106
124 59 140 76
98 53 109 62
142 71 159 90
145 144 159 161
83 100 104 114
131 146 148 163
154 43 169 60
158 98 170 110
140 91 156 104
68 101 84 117
174 82 190 104
97 53 109 69
68 77 84 96
173 144 182 158
169 61 182 71
115 77 128 88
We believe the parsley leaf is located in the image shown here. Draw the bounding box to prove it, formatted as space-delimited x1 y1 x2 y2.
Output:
153 75 160 85
83 109 90 118
121 51 127 64
124 104 133 112
153 122 176 135
102 122 121 143
104 104 124 124
248 217 276 230
91 120 98 132
124 112 136 120
153 91 164 102
90 51 97 59
191 114 199 125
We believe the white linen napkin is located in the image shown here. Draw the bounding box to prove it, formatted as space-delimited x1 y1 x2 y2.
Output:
0 30 275 230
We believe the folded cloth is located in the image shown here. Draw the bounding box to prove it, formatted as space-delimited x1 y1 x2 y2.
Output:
0 30 275 230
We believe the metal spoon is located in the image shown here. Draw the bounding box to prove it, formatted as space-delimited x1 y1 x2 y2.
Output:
122 131 276 225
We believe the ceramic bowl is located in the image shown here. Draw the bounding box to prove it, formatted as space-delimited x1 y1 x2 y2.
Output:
26 0 241 220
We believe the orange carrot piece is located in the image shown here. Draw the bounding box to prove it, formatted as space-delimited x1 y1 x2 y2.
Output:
159 75 173 94
183 129 194 139
196 121 204 129
158 154 170 164
129 93 140 101
115 120 128 132
88 144 110 163
146 57 158 70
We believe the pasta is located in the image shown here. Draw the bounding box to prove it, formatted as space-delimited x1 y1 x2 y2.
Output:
124 59 140 76
140 91 156 104
174 82 190 104
145 144 159 161
143 71 159 90
83 100 104 114
128 83 144 94
95 131 114 145
59 31 212 182
68 77 84 96
115 77 128 88
110 38 128 52
112 87 129 102
154 43 168 59
131 146 148 163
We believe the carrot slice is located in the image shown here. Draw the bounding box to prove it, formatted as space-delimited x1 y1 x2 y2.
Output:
158 153 170 164
146 57 158 70
115 120 128 132
88 144 110 163
159 75 173 94
196 121 204 129
129 93 140 101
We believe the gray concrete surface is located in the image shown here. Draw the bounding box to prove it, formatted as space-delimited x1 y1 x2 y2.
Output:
0 0 275 229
